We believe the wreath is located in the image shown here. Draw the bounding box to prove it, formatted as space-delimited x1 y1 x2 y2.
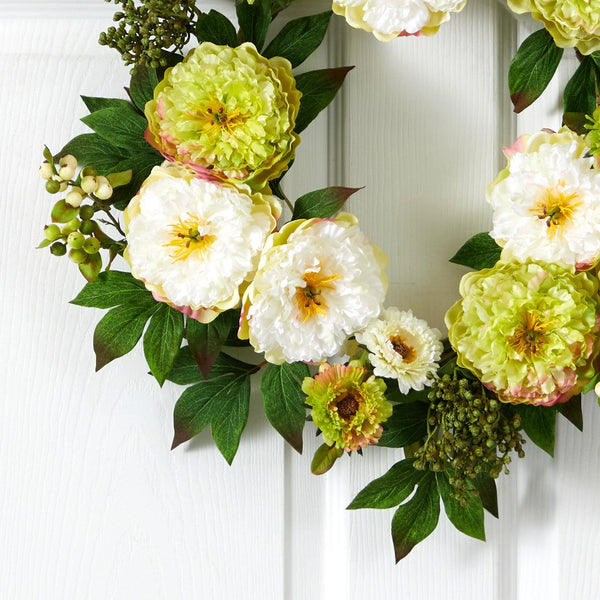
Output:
37 0 600 562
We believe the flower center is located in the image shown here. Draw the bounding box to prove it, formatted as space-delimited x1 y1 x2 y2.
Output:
532 181 581 239
335 389 361 420
507 312 551 357
187 96 248 140
165 214 216 263
294 268 342 322
389 335 416 363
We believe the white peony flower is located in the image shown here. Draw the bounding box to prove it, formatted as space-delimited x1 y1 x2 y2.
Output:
356 307 443 394
240 213 388 364
124 163 280 323
488 132 600 269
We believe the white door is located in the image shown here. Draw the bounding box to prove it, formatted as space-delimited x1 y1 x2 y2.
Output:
3 1 599 598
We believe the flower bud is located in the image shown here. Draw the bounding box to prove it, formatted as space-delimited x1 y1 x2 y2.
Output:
45 179 61 194
39 162 54 180
50 242 67 256
67 231 85 249
83 237 101 254
81 175 98 195
44 224 62 241
65 190 84 208
95 176 113 200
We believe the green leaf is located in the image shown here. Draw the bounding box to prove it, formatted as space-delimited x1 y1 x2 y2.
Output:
236 0 271 51
81 106 148 151
436 472 485 541
110 150 164 210
129 64 160 112
294 66 354 134
195 10 239 47
106 169 132 188
186 311 236 378
260 362 309 454
509 29 563 113
384 385 430 405
167 346 258 386
70 270 154 309
557 394 583 431
143 303 185 386
391 472 440 562
263 10 332 68
348 458 423 510
378 402 429 448
564 57 597 116
449 232 502 270
81 96 133 114
93 303 158 371
563 112 589 135
516 404 556 457
171 354 259 463
292 186 361 220
51 199 79 223
583 371 600 394
472 473 499 519
56 133 126 173
311 443 343 475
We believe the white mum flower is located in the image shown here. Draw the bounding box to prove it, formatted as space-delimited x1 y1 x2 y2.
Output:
241 213 388 364
489 134 600 269
356 307 443 394
124 164 279 323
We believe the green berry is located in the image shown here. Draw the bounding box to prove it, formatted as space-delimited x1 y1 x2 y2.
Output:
69 248 88 264
44 224 62 242
67 231 85 249
79 219 96 235
50 242 67 256
45 179 61 194
83 237 101 254
79 205 95 220
81 166 97 177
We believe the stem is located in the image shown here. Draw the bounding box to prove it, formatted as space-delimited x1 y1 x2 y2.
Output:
101 208 126 237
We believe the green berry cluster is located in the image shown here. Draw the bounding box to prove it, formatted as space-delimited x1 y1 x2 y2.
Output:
39 151 126 281
413 373 525 506
98 0 201 68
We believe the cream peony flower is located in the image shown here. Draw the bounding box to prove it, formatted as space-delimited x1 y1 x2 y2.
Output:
488 128 600 270
356 307 443 393
507 0 600 55
240 213 388 364
332 0 467 41
124 163 280 323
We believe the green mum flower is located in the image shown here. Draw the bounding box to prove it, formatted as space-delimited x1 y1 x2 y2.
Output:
507 0 600 54
302 363 392 452
445 261 600 406
145 42 301 190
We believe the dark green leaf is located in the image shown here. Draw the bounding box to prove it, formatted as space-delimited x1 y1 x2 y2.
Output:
294 66 354 134
260 362 309 453
93 303 158 370
81 96 133 114
472 473 498 519
129 64 160 113
143 304 185 386
292 186 361 220
263 10 332 68
195 10 239 47
311 443 343 475
557 394 583 431
436 472 485 541
391 472 440 562
509 29 563 113
384 385 430 405
378 402 428 448
56 133 126 173
347 458 423 510
516 404 556 457
563 112 589 135
81 106 148 151
186 311 236 378
109 150 164 210
564 57 597 116
70 270 154 309
166 346 258 386
236 0 271 51
449 232 502 270
171 354 259 463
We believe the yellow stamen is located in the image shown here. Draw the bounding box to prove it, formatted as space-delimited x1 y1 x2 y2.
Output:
185 96 248 140
531 180 581 239
507 312 551 357
294 268 341 322
164 214 215 263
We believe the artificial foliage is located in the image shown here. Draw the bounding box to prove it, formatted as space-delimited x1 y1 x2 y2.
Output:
37 0 600 562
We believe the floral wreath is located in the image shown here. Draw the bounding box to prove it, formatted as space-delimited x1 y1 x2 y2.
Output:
37 0 600 562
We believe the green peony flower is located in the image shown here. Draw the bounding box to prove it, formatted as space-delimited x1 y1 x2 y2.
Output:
145 42 301 190
445 261 600 406
302 363 392 452
507 0 600 54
